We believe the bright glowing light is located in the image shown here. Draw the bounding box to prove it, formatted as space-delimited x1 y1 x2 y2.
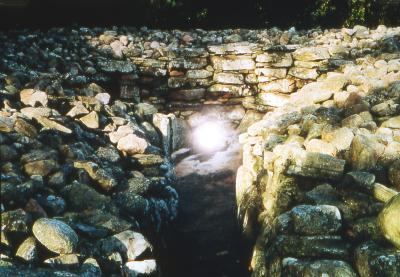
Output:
193 121 227 152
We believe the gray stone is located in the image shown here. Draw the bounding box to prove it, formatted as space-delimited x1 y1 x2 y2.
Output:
371 100 399 117
343 171 376 191
304 139 337 156
186 69 213 79
237 110 264 133
99 230 152 260
0 115 16 132
207 84 249 98
290 205 342 235
293 47 330 61
134 103 158 121
44 254 80 270
117 134 149 155
353 25 369 38
288 67 319 79
291 88 333 107
257 92 289 107
153 113 174 155
305 183 340 205
74 161 118 191
255 52 293 67
381 141 400 166
98 60 136 73
248 111 302 136
294 60 326 69
132 154 164 167
276 235 351 259
341 114 365 128
96 146 121 163
114 191 149 217
1 209 30 234
168 88 205 101
66 102 89 118
213 72 244 84
20 107 52 119
350 217 384 241
350 134 385 170
32 218 78 254
124 260 158 277
14 118 38 138
109 124 141 144
322 127 354 152
167 77 188 89
378 194 400 249
79 111 99 129
80 258 102 277
168 57 208 70
207 42 260 55
255 68 287 79
355 241 400 277
258 79 296 93
64 209 131 235
95 92 111 105
38 195 66 215
15 236 39 263
286 149 346 180
35 116 72 134
123 176 153 196
0 144 18 162
283 258 357 277
141 122 161 147
21 149 58 164
381 116 400 129
211 55 255 71
1 179 43 206
20 89 48 107
110 40 125 58
388 159 400 190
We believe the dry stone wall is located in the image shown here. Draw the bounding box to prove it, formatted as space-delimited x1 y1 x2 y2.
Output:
233 29 400 276
111 25 400 118
1 24 400 276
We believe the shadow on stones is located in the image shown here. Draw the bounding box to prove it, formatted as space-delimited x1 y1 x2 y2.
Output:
161 170 251 277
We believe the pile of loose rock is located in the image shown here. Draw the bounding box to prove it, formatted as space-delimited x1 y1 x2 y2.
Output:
1 25 399 116
1 24 400 277
1 79 183 276
236 43 400 276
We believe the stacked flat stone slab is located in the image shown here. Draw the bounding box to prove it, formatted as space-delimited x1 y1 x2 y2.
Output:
1 25 399 127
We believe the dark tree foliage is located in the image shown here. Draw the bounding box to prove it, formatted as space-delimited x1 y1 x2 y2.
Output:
153 0 400 28
0 0 399 28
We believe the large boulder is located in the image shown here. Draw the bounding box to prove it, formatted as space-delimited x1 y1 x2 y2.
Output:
32 218 78 254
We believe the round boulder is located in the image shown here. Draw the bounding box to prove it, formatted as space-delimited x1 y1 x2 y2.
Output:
32 218 78 254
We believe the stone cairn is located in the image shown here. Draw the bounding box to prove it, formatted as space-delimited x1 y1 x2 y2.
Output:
1 24 400 276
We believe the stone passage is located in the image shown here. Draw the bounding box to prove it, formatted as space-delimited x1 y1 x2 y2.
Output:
1 24 400 277
164 171 247 277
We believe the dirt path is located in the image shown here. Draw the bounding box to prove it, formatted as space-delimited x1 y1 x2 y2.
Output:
162 145 249 277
